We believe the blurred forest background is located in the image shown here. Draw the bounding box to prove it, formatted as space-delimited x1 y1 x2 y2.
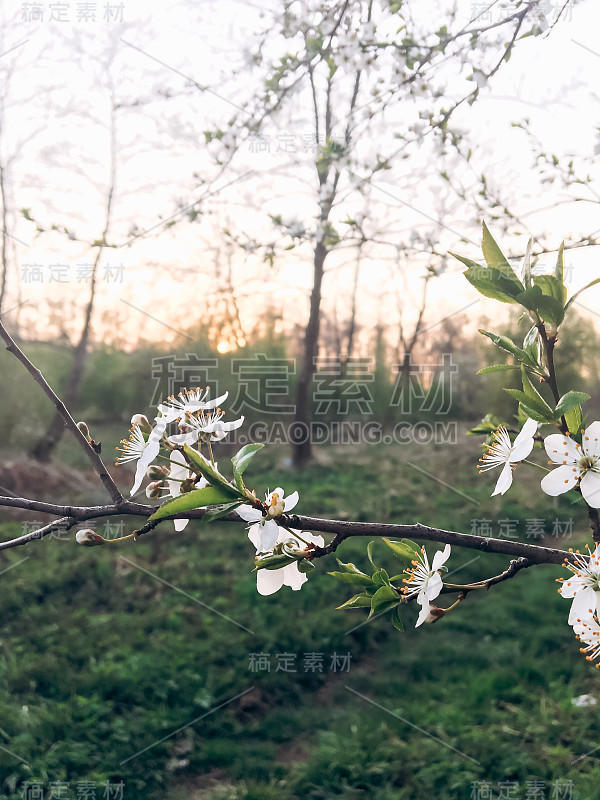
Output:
2 0 600 797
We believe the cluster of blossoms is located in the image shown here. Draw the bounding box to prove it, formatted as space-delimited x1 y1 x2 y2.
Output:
480 418 600 663
479 419 600 507
114 388 320 595
116 387 244 523
237 488 324 596
558 545 600 667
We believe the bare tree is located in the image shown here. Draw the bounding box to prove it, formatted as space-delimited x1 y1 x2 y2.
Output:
187 0 571 466
31 36 121 461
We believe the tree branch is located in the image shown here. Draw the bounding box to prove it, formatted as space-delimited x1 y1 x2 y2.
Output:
296 516 573 566
0 492 578 569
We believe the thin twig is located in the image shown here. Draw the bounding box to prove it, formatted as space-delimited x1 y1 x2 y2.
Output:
0 319 123 504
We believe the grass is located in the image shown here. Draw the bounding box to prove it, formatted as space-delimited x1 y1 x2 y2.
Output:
0 435 599 799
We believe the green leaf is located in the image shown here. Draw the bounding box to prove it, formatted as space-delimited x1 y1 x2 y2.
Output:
564 278 600 312
336 592 373 610
400 538 418 551
336 559 370 579
479 329 536 367
390 605 404 631
366 540 377 570
521 237 533 289
516 286 564 327
201 501 242 525
328 570 373 587
481 221 524 291
451 251 523 304
565 404 584 437
148 486 239 522
523 325 541 365
520 364 549 408
370 584 400 616
476 364 521 375
554 241 564 284
382 538 418 565
554 391 591 420
467 414 502 436
231 444 264 485
371 568 390 587
504 388 553 417
183 444 243 498
532 274 567 306
518 401 555 424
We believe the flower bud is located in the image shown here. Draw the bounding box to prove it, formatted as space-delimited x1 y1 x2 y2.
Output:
266 492 285 519
76 421 91 440
145 480 165 499
131 414 152 433
180 478 197 493
281 540 308 559
254 551 297 571
75 529 105 547
147 465 169 480
423 605 445 624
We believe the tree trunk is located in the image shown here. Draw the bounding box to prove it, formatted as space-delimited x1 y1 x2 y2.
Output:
0 163 8 315
31 268 98 462
292 240 327 467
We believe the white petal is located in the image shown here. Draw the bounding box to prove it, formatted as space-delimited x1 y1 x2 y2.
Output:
431 544 451 572
223 415 244 431
283 490 299 512
540 465 579 496
285 528 322 551
514 417 538 446
130 414 170 496
210 417 244 441
156 404 181 423
581 471 600 508
491 462 513 496
560 575 586 599
247 523 262 550
130 458 149 497
130 439 161 496
415 595 431 628
167 453 189 499
509 437 534 463
582 422 600 459
544 434 579 465
256 568 284 596
237 505 263 523
258 520 279 551
174 518 189 532
282 562 308 591
424 571 443 601
568 586 597 625
199 392 229 411
169 431 198 446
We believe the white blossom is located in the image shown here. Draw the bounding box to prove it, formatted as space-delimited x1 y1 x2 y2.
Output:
541 422 600 507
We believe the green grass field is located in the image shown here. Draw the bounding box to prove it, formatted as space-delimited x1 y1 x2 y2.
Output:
0 435 599 800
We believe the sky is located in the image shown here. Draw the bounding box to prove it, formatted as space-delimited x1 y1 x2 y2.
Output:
1 0 599 353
